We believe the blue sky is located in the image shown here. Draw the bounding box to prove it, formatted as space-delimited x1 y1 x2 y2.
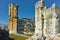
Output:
0 0 60 25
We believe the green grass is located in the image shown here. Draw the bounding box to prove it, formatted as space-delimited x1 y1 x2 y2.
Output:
9 34 27 40
25 34 33 36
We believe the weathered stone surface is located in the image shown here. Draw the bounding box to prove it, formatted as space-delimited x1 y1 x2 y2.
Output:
28 0 60 40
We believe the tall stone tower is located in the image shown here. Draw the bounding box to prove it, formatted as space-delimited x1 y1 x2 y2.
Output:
8 4 18 33
35 0 45 37
29 0 60 40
